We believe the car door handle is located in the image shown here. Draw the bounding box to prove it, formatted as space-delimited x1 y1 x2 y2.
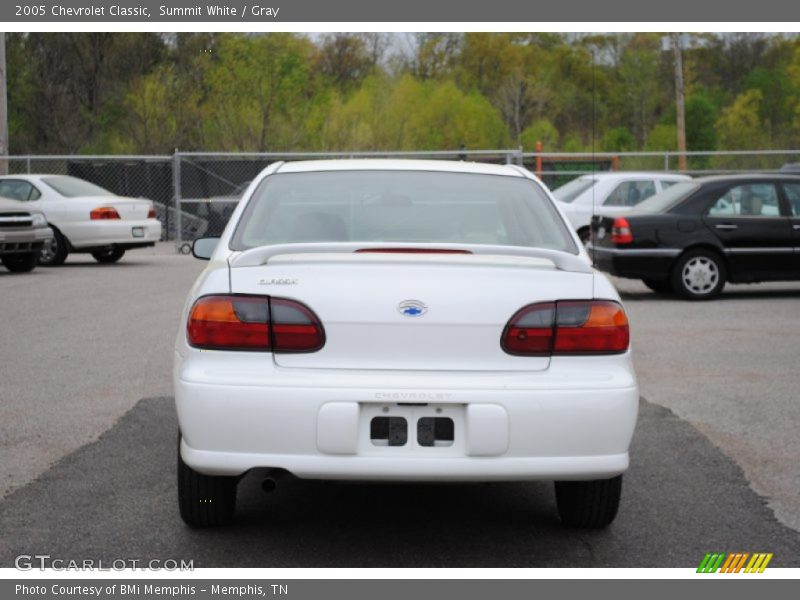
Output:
715 224 738 230
793 224 800 230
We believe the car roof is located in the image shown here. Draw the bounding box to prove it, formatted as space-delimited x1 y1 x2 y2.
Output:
574 171 690 180
691 173 800 183
0 174 59 181
274 159 527 177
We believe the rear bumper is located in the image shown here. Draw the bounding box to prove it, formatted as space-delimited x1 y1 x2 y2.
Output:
181 439 630 482
175 351 639 481
589 245 678 280
64 219 162 248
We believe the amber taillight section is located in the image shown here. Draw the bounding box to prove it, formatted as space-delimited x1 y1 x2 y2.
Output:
502 300 629 356
187 295 325 352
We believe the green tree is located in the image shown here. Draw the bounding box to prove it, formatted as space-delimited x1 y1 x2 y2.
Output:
602 127 635 152
520 119 559 151
316 33 376 92
203 33 317 151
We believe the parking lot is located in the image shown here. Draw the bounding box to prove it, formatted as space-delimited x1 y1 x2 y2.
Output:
1 245 799 567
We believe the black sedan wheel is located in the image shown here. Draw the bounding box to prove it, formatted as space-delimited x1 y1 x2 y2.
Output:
671 249 726 300
177 435 237 527
91 247 126 264
555 475 622 528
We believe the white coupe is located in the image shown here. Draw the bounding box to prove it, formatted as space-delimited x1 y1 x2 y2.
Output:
175 160 639 528
0 175 162 265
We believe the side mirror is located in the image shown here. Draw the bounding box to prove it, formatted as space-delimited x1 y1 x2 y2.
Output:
192 237 219 260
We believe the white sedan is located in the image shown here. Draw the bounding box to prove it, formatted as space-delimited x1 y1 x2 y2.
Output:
175 160 638 528
0 175 162 265
552 172 691 242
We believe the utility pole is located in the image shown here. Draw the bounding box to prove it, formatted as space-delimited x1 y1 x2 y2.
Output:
0 33 8 175
672 32 687 172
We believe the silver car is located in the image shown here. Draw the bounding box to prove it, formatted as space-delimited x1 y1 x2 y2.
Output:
0 197 53 273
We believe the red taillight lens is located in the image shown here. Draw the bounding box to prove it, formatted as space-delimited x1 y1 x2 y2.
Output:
270 297 326 352
188 296 270 350
147 205 157 219
90 207 121 220
187 295 324 352
502 300 629 356
611 217 633 244
501 303 555 356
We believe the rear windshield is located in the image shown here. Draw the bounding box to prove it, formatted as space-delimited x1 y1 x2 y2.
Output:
552 177 596 203
230 170 579 254
630 181 699 214
42 176 114 198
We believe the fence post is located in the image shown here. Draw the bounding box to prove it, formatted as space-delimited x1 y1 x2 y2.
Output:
535 140 543 178
172 151 182 252
664 152 669 171
26 156 31 173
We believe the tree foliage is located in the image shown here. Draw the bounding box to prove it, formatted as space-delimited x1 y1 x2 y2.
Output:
5 32 800 154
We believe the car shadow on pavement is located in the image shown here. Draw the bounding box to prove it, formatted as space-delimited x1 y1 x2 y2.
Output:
1 397 799 568
618 288 800 302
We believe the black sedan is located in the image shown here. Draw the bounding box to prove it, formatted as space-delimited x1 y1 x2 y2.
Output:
588 174 800 299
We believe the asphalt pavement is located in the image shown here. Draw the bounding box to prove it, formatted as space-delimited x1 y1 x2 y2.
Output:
1 396 798 567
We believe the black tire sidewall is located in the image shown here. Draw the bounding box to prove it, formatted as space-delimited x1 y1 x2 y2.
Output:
2 252 38 273
39 229 68 266
642 278 672 293
177 434 237 527
91 248 126 263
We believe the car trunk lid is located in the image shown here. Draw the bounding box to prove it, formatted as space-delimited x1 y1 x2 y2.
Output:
228 243 594 372
91 196 152 220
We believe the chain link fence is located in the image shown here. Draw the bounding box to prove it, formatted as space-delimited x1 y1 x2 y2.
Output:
3 149 798 252
2 154 178 239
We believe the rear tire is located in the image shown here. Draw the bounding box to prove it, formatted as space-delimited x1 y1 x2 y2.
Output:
39 229 68 266
555 475 622 528
177 435 237 527
2 252 39 273
91 247 126 263
642 278 673 293
671 249 726 300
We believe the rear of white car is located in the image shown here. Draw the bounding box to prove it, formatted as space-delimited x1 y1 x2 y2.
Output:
553 172 691 241
12 175 164 265
174 160 638 528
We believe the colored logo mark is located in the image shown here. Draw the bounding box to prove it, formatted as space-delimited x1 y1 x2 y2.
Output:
398 300 428 317
697 552 773 573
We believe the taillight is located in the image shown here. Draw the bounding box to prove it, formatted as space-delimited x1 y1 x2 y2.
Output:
501 302 556 356
270 298 326 352
187 295 324 352
147 205 157 219
552 301 630 354
610 217 633 244
90 207 121 220
502 300 629 356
